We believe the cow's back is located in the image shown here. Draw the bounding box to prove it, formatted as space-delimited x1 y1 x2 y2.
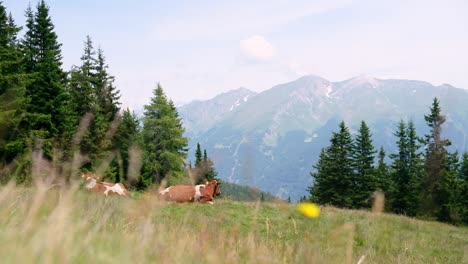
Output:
160 185 197 202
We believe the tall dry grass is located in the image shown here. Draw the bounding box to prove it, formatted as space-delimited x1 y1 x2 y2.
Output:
1 181 467 263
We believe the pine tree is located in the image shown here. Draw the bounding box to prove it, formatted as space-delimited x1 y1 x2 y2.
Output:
64 36 98 159
421 98 451 221
309 121 354 208
389 120 421 216
352 121 377 208
0 3 9 47
309 149 329 203
405 120 424 216
201 149 219 182
21 0 67 155
195 143 202 166
389 120 410 215
193 145 219 184
0 3 31 181
114 108 140 184
68 36 97 118
376 147 389 190
66 37 121 174
376 146 392 210
95 47 120 120
459 152 468 223
140 84 188 187
443 151 463 223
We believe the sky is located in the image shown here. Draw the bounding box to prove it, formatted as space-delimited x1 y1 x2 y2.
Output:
3 0 468 110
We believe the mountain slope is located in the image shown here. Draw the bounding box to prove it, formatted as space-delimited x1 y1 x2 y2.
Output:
179 75 468 200
178 87 256 136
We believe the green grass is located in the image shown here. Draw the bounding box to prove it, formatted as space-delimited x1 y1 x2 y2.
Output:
0 185 467 264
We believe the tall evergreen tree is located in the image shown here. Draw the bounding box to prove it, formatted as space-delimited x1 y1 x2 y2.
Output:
309 121 354 208
459 152 468 223
195 143 202 166
421 98 451 221
196 148 219 183
389 120 411 215
389 120 421 216
376 146 392 210
376 147 389 190
140 84 188 187
21 0 67 155
0 2 31 182
405 120 424 215
114 108 140 184
63 36 98 159
443 151 463 223
66 36 121 174
68 35 97 119
352 121 377 208
309 149 330 203
95 47 120 120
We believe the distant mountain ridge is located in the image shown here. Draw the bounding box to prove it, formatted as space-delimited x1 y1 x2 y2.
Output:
178 87 257 136
178 75 468 201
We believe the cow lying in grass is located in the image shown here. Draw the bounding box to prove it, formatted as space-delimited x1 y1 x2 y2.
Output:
159 180 221 204
80 172 129 197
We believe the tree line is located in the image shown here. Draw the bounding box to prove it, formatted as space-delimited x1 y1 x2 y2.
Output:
307 98 468 224
0 1 216 188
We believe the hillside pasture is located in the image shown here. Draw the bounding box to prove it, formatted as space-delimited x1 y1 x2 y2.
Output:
0 184 467 264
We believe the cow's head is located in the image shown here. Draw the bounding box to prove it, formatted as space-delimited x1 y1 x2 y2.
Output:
206 180 221 196
80 172 98 181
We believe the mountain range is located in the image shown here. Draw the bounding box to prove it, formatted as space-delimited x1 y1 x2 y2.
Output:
178 75 468 201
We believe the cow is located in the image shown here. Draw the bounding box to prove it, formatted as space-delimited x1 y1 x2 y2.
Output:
159 180 221 204
80 172 129 197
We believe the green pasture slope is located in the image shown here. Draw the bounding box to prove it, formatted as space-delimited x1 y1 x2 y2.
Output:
0 186 467 263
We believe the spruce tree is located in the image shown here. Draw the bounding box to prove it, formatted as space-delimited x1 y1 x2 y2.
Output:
95 47 120 120
193 144 219 184
114 108 140 184
21 0 67 154
389 120 410 215
421 98 451 221
389 120 421 216
68 36 97 119
376 147 389 190
195 143 202 166
0 3 9 47
309 149 330 204
443 151 463 223
459 152 468 223
140 84 188 187
201 149 219 182
405 120 423 216
309 121 354 208
0 3 31 181
66 37 121 174
352 121 377 208
376 146 392 210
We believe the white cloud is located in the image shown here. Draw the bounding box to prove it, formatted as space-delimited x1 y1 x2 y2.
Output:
240 35 276 61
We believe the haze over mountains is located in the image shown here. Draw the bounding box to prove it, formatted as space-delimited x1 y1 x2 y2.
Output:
178 75 468 200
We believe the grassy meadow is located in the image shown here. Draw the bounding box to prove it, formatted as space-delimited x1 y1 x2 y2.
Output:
0 183 467 264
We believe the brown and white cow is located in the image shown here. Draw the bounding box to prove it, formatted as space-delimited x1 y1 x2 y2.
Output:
159 180 221 204
80 172 129 197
